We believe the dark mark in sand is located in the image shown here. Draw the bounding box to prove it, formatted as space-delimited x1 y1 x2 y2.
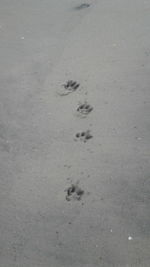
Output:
74 3 90 10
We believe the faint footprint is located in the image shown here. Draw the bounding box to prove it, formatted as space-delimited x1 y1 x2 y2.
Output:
75 130 93 143
65 181 84 201
74 3 90 10
58 80 80 96
77 101 93 117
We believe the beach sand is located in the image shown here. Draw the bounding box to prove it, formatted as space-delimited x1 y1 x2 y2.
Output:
0 0 150 266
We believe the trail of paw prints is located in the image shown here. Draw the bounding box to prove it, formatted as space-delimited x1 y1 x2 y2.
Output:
76 101 93 117
58 80 80 96
75 130 93 143
65 181 84 201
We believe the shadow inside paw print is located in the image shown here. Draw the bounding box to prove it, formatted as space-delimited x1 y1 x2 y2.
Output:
75 130 93 143
74 3 90 10
65 182 84 201
77 101 93 117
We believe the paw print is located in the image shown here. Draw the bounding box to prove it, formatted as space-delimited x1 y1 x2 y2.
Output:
75 130 93 143
77 101 93 116
58 80 80 96
65 182 84 201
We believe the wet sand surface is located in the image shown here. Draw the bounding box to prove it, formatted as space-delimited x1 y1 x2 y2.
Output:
0 0 150 266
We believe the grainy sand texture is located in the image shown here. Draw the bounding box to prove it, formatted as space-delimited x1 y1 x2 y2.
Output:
0 0 150 266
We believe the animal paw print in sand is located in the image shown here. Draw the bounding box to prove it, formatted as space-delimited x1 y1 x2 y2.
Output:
65 182 84 201
58 80 80 96
77 101 93 117
75 130 93 143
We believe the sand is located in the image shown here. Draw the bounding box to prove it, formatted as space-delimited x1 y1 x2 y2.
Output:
0 0 150 266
